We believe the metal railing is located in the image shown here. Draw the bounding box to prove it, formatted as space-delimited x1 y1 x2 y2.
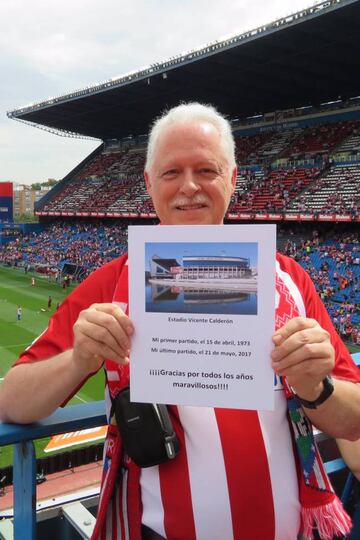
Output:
0 401 106 540
0 353 359 539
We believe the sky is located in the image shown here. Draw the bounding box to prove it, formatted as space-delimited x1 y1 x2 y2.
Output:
0 0 318 186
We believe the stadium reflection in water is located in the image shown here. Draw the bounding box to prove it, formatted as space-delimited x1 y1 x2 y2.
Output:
146 283 257 315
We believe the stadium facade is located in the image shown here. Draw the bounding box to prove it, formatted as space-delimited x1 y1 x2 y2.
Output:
182 255 252 280
150 255 252 280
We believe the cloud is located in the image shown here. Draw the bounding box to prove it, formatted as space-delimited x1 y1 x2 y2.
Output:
0 0 316 184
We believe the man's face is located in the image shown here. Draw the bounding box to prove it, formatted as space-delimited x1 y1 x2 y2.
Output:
144 121 237 225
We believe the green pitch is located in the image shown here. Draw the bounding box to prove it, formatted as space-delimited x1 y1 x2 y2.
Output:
0 266 105 469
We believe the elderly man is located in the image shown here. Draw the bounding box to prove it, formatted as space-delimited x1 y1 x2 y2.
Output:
0 103 359 540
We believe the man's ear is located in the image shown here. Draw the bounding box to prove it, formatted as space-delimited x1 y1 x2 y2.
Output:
144 171 152 195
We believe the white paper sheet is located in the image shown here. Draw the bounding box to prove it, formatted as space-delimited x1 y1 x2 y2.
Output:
128 224 276 410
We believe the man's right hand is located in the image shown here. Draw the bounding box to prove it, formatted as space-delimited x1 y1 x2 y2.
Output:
72 303 134 376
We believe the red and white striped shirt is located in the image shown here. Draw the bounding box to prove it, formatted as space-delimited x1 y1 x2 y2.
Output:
15 253 360 540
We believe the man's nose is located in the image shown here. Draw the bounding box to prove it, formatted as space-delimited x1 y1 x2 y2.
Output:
180 170 200 196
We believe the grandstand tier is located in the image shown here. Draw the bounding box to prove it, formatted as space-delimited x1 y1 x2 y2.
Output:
33 117 360 222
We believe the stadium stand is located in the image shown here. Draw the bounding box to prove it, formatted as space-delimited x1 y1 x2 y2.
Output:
0 222 128 278
335 125 360 155
279 226 360 343
1 221 358 346
40 151 147 215
253 128 303 162
280 121 357 159
231 167 321 212
2 1 360 537
235 131 274 164
33 117 360 219
288 164 360 215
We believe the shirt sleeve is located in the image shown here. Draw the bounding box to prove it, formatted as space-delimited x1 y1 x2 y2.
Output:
277 253 360 383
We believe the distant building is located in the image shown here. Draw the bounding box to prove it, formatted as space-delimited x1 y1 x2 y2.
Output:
13 184 51 217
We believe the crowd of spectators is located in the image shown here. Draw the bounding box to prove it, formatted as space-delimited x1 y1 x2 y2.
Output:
1 221 359 345
42 151 146 215
35 119 360 219
319 193 360 215
280 228 360 344
289 165 360 215
230 167 321 212
235 131 274 164
281 121 357 160
0 222 128 280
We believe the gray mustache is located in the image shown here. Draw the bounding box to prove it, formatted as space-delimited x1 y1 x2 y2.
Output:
171 196 209 208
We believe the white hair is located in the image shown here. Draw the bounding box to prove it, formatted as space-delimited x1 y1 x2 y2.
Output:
145 102 236 171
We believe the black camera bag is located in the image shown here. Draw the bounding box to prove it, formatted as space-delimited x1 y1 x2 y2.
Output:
113 386 180 468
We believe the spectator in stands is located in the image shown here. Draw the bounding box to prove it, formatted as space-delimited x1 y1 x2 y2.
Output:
0 103 359 540
0 221 128 276
277 228 359 335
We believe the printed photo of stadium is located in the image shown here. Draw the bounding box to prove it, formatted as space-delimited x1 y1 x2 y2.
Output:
145 242 258 315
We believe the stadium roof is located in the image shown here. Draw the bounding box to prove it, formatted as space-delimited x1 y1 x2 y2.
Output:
152 258 180 270
7 0 360 141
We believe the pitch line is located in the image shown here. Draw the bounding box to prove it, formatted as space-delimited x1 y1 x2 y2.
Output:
2 343 32 349
74 394 88 403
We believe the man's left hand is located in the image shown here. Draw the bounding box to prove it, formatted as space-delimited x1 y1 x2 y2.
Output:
271 317 335 400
